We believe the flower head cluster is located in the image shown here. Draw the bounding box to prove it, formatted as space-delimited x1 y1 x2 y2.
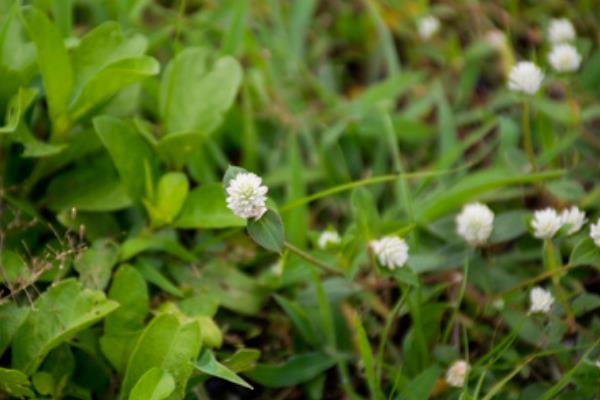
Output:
485 30 506 50
370 236 409 269
445 360 470 388
456 203 495 246
548 44 582 72
590 218 600 247
508 61 544 95
529 286 554 314
531 208 562 239
560 206 586 235
226 172 268 220
548 18 576 44
418 16 440 40
318 230 341 249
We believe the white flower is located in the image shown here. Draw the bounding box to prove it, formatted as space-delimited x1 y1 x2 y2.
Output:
548 18 576 44
548 44 582 72
418 16 440 40
446 360 470 388
225 172 268 220
370 236 409 269
560 206 586 235
529 286 554 314
590 218 600 247
531 208 562 239
508 61 544 95
456 202 495 246
318 231 341 249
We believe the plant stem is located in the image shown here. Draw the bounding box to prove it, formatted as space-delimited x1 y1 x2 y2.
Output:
283 241 340 275
375 286 410 385
522 100 536 171
544 239 576 331
443 248 470 344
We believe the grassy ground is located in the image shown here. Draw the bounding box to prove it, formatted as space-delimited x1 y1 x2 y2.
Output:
1 0 600 399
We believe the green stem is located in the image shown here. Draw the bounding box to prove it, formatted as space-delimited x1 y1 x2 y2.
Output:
522 100 536 171
375 287 410 386
544 239 575 328
443 248 470 344
284 241 340 275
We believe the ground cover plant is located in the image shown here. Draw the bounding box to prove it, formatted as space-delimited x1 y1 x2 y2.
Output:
1 0 600 399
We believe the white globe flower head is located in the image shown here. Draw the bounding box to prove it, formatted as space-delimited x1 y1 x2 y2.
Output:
560 206 586 235
508 61 544 95
456 202 495 246
531 208 562 239
446 360 470 388
548 44 582 73
548 18 576 44
418 16 440 40
318 230 341 249
370 236 409 269
529 286 555 314
226 172 268 220
589 218 600 247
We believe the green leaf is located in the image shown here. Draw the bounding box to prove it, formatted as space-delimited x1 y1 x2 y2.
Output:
0 302 30 357
160 48 242 135
119 230 195 262
74 239 119 290
274 295 318 346
128 368 175 400
120 313 202 400
174 183 245 229
0 87 37 134
246 352 335 388
247 209 285 253
489 210 529 244
0 367 34 398
45 154 133 211
70 56 159 120
569 238 600 267
100 265 149 373
351 312 380 400
222 349 261 373
21 6 73 128
136 259 184 298
155 131 204 167
416 169 564 223
571 293 600 317
94 115 158 202
11 279 119 375
396 365 441 400
145 172 189 228
194 349 253 390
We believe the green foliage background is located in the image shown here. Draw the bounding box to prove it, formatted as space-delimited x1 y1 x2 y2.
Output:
0 0 599 399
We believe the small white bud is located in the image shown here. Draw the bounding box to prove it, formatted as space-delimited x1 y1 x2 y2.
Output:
529 286 554 314
370 236 409 269
508 61 544 95
589 218 600 247
456 202 495 246
560 206 586 235
548 44 582 72
548 18 576 44
418 16 440 40
446 360 470 388
531 208 562 239
318 231 341 249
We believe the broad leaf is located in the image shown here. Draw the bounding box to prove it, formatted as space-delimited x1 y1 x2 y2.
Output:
247 209 285 253
246 352 335 388
11 279 119 375
129 368 175 400
0 302 29 357
74 239 119 290
194 349 253 390
145 172 189 228
120 313 202 400
0 367 34 398
174 183 245 229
